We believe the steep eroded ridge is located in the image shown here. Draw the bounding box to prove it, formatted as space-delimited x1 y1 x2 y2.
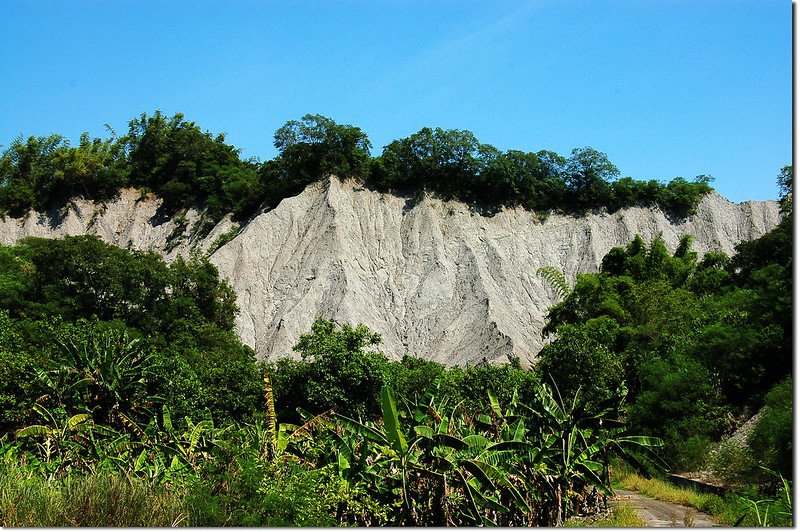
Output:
0 178 781 367
211 178 780 367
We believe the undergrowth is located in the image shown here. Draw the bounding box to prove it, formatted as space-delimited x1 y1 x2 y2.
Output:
563 504 647 527
0 465 186 527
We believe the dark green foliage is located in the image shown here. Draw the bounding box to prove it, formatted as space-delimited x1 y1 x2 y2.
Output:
627 354 727 470
183 462 343 526
1 112 713 221
438 356 541 410
123 111 260 220
383 354 445 402
0 298 788 526
271 317 388 421
7 236 170 330
273 113 372 184
43 326 157 427
537 317 625 413
481 149 567 209
268 320 541 426
748 377 792 480
0 310 43 433
0 236 260 429
564 146 618 209
373 126 498 201
539 221 792 471
151 323 262 425
662 176 714 216
0 236 236 333
0 236 237 341
0 133 126 216
162 254 239 333
777 165 792 214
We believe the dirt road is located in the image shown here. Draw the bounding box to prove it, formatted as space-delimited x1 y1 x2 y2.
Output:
613 489 719 527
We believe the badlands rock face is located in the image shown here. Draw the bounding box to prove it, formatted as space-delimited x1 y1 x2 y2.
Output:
0 179 781 367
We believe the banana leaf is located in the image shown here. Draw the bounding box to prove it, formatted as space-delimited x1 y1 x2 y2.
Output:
16 425 52 438
381 386 407 455
334 414 386 444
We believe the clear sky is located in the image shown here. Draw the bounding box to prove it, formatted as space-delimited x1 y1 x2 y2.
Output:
0 0 790 203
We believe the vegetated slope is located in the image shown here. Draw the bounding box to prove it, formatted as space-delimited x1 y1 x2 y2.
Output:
0 178 780 366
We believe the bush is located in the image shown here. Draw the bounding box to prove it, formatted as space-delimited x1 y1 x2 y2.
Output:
710 439 758 487
747 377 792 480
269 318 389 422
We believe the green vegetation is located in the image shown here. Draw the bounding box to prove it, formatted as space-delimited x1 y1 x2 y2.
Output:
0 111 789 525
563 503 647 528
0 210 791 525
0 235 260 433
1 112 713 224
0 234 670 526
536 168 793 476
0 467 186 527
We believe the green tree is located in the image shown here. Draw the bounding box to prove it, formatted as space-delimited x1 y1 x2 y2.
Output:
164 254 239 333
273 114 372 184
0 135 67 214
536 316 625 413
156 322 262 424
0 310 44 433
628 354 727 470
276 318 388 420
481 150 566 209
50 132 127 202
123 110 258 219
374 127 497 201
748 377 792 480
564 147 619 209
661 176 714 217
777 165 792 214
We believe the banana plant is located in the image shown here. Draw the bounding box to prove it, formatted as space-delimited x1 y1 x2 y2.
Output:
14 403 94 477
56 328 162 425
520 382 664 524
335 385 538 526
258 372 312 460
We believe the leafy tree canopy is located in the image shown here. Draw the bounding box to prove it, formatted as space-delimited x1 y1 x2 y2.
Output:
1 112 717 222
538 223 792 470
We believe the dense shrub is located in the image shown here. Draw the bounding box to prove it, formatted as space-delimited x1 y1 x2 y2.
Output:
1 112 715 221
747 377 793 480
538 217 792 471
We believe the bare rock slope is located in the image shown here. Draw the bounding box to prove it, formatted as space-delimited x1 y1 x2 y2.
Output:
209 178 780 367
0 188 238 261
0 179 781 367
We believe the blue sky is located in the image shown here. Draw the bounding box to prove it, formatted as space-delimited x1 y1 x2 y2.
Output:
0 0 790 202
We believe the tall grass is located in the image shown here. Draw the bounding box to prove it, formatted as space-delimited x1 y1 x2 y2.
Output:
0 465 187 527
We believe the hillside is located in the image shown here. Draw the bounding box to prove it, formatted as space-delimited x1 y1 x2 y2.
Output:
0 178 780 366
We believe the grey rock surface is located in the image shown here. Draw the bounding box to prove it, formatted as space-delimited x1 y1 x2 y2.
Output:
0 188 237 261
0 178 781 367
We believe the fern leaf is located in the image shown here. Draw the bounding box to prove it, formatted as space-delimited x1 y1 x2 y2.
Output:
537 266 570 300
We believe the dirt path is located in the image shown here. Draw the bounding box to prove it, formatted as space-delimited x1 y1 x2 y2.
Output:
613 489 719 527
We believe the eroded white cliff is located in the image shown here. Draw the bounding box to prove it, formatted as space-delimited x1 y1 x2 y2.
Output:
0 179 781 367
